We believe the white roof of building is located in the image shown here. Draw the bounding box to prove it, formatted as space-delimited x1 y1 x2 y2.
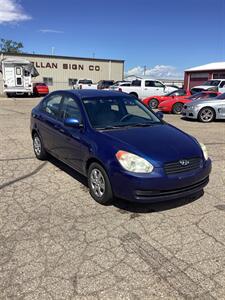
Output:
185 62 225 72
1 57 31 65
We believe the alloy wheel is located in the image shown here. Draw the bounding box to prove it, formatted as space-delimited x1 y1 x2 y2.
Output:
90 168 106 198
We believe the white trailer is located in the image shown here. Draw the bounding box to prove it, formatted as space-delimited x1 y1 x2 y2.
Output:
0 57 39 96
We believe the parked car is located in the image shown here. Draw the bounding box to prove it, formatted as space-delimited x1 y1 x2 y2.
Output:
73 79 97 90
97 80 115 89
182 92 225 122
115 78 177 99
142 89 191 109
31 90 211 205
191 79 225 94
158 91 220 114
109 81 132 90
33 83 49 96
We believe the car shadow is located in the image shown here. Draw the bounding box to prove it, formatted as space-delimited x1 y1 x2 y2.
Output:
47 155 204 214
48 155 88 187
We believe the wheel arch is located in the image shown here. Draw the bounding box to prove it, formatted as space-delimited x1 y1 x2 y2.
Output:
198 106 216 120
85 157 108 176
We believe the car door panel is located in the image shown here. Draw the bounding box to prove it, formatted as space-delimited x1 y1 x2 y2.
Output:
54 95 85 172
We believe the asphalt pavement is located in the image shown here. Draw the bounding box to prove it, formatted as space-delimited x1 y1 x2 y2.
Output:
0 97 225 299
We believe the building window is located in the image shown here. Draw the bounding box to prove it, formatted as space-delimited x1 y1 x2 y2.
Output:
68 78 78 86
43 77 53 86
213 73 225 79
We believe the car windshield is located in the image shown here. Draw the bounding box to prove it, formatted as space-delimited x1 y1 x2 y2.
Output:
165 89 186 96
79 80 92 84
83 96 162 129
187 92 215 101
215 92 225 99
202 80 220 86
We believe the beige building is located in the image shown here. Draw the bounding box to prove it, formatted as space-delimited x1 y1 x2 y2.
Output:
0 52 124 94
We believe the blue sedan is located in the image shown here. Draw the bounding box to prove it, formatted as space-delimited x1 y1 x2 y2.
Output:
30 90 211 205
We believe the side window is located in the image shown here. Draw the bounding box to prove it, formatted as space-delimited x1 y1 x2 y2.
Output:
43 77 53 86
220 81 225 88
145 81 154 87
132 80 141 86
42 94 62 118
154 81 165 88
61 97 82 122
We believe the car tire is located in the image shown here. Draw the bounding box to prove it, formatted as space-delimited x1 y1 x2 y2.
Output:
33 133 47 160
148 98 159 109
129 92 138 99
172 102 184 114
198 107 215 123
88 162 113 205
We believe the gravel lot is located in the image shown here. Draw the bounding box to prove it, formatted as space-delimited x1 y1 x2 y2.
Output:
0 96 225 300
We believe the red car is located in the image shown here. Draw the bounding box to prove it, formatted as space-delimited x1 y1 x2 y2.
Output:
158 91 220 114
33 83 49 96
142 89 191 109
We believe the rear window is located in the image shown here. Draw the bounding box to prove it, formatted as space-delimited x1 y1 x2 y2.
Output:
79 80 92 84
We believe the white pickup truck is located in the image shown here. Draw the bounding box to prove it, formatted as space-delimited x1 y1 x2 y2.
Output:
73 79 97 90
115 79 177 99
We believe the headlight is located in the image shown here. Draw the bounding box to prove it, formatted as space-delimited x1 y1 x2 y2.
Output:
116 150 154 173
199 142 209 160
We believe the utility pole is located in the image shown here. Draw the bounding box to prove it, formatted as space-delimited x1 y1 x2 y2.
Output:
143 65 147 76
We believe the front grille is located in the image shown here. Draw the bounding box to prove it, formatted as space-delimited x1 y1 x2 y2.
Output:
164 157 201 175
135 176 209 199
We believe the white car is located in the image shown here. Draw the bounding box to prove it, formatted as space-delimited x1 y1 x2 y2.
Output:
115 78 177 99
109 81 132 90
73 79 97 90
191 79 225 94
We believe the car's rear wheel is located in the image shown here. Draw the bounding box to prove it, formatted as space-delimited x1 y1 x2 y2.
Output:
33 133 47 160
198 107 215 123
88 163 113 205
148 98 159 109
172 102 184 114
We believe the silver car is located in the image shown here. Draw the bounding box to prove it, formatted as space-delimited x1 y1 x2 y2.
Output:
182 93 225 122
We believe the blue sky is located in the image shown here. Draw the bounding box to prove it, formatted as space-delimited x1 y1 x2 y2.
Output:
0 0 225 78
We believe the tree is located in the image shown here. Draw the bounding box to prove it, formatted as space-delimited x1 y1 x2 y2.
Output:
0 39 24 53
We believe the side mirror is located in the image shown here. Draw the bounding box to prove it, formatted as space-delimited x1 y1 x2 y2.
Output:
156 111 164 119
64 117 82 128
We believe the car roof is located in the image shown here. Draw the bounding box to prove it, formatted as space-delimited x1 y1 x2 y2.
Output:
55 89 126 99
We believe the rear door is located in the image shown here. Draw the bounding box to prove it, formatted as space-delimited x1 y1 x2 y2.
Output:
38 93 63 155
15 66 23 87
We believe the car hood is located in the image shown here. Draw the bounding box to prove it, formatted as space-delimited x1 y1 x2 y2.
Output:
101 124 202 167
185 98 219 107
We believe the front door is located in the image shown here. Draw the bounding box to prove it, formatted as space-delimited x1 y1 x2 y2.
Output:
55 95 84 172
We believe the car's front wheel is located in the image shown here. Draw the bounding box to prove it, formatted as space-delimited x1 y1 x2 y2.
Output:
172 102 184 114
33 133 47 160
198 107 215 122
88 163 113 205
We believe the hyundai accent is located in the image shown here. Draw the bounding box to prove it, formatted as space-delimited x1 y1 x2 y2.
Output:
30 90 211 205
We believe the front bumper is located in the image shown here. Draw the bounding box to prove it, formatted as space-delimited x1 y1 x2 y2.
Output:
110 159 211 203
182 107 199 119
